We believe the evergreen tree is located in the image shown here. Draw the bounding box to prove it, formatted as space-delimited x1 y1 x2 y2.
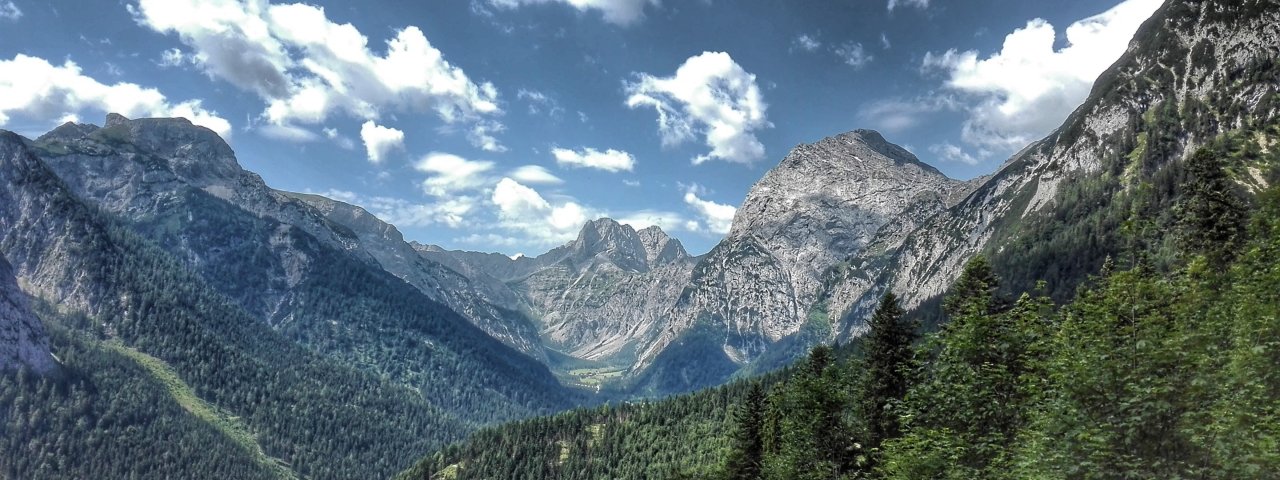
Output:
725 383 766 480
859 293 917 465
1176 147 1247 263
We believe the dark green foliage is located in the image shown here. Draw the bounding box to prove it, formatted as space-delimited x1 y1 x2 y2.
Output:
858 293 916 463
725 383 766 480
1175 147 1247 262
397 380 759 480
880 259 1048 479
1 323 278 480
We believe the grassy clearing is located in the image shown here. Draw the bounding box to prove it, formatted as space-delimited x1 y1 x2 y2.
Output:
105 341 299 480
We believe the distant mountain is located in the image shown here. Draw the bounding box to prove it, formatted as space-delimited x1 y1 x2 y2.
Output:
0 252 55 373
283 192 547 359
631 129 974 392
430 130 974 393
424 219 698 377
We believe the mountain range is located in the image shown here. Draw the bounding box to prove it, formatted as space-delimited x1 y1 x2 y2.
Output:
2 0 1278 478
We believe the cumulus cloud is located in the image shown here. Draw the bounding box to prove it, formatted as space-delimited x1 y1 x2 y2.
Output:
510 165 564 185
492 178 593 245
626 51 771 165
0 54 231 138
834 42 873 68
1 1 21 21
683 185 737 235
485 0 659 26
360 121 404 164
414 152 495 196
887 0 928 12
130 0 502 142
923 0 1161 153
552 147 636 172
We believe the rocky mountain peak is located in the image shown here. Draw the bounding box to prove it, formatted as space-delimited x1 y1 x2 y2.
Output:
729 129 958 242
636 225 690 266
104 112 129 128
36 121 100 143
566 218 650 272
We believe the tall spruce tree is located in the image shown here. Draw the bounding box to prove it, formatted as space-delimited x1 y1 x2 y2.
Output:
860 293 917 461
725 382 766 480
1176 147 1247 263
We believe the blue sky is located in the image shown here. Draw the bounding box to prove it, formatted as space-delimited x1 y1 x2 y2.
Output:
0 0 1162 255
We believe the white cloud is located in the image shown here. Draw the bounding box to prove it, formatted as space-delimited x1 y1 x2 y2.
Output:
517 88 564 118
360 121 404 164
887 0 928 12
414 152 495 196
259 123 319 142
492 178 593 245
131 0 502 142
793 34 821 53
856 95 959 134
880 33 891 50
929 143 981 165
616 210 689 234
0 54 231 138
683 185 736 235
467 120 507 152
314 189 476 228
158 48 190 68
922 0 1161 153
834 42 872 68
510 165 564 185
0 1 21 21
485 0 659 25
552 147 635 172
626 51 771 165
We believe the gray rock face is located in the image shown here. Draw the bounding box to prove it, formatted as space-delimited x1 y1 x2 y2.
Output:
30 115 547 359
636 130 968 371
822 0 1280 333
428 219 697 365
0 252 56 373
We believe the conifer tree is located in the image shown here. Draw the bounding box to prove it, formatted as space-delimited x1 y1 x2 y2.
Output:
860 292 917 462
725 383 766 480
1176 147 1247 263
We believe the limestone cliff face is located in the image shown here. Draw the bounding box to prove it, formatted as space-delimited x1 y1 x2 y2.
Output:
30 115 547 359
820 0 1280 337
635 130 968 378
0 252 56 373
425 219 696 365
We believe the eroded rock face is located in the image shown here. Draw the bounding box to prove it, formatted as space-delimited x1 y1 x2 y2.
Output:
822 0 1280 336
426 219 697 365
636 130 967 376
31 115 547 359
0 252 56 374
